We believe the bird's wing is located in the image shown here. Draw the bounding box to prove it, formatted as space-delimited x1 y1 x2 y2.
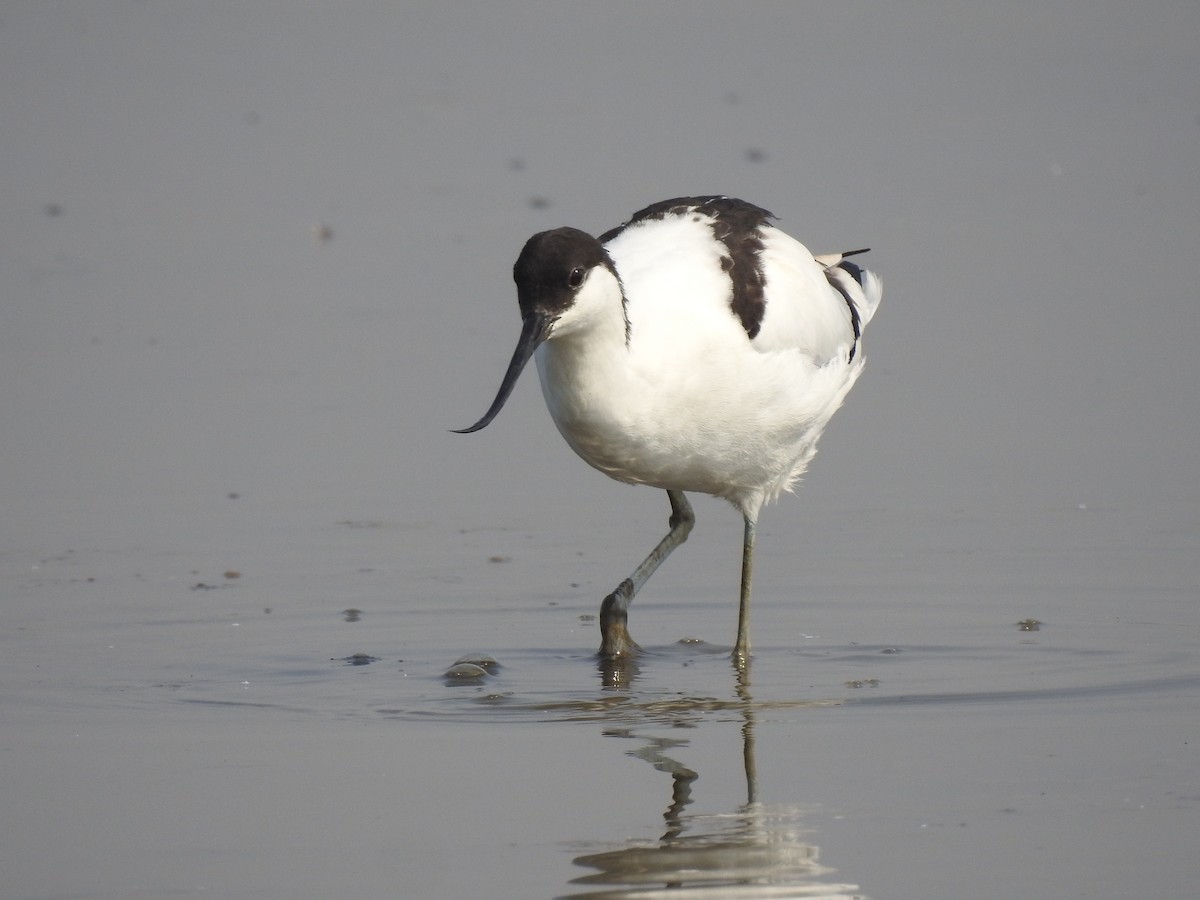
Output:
753 228 873 363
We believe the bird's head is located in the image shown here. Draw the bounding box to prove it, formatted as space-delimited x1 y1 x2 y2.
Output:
454 227 619 433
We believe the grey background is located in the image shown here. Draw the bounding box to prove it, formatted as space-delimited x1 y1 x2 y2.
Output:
3 3 1197 898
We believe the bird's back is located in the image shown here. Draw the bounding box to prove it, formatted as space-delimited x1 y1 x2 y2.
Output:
603 197 879 365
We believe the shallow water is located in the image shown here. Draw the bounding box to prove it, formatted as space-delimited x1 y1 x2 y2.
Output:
3 3 1199 898
5 500 1196 898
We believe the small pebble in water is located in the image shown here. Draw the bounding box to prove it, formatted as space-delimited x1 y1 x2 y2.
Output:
452 652 501 674
444 662 489 684
846 678 881 689
338 653 379 666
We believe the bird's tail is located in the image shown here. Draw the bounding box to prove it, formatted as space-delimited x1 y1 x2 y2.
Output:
817 249 882 329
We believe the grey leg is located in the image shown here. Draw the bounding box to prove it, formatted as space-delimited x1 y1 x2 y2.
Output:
733 514 756 667
599 490 694 657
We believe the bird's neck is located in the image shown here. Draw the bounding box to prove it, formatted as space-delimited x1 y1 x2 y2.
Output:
534 296 633 423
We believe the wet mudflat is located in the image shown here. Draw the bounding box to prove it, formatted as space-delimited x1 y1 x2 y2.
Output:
3 4 1198 898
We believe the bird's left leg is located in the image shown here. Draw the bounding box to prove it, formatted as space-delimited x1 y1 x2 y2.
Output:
599 490 694 657
733 514 757 667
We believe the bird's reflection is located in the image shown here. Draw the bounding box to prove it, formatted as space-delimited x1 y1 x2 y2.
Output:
561 665 866 899
598 653 640 690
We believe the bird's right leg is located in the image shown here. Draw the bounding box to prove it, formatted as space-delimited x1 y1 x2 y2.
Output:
599 490 694 658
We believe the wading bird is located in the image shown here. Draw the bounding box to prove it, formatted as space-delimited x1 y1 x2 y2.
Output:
456 196 880 666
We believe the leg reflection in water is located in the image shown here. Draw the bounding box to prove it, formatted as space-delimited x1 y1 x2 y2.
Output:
562 672 867 899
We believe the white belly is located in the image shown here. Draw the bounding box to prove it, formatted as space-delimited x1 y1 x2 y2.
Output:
534 331 862 514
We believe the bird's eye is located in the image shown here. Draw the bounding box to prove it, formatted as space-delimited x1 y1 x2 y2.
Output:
568 267 585 288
